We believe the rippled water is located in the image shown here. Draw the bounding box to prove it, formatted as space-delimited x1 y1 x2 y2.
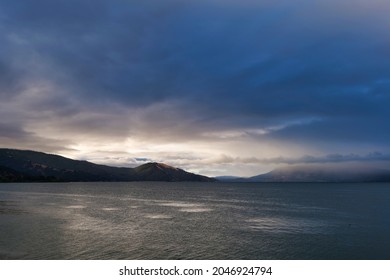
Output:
0 182 390 259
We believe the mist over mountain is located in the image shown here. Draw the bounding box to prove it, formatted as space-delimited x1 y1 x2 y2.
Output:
2 148 389 183
244 165 390 182
0 148 214 182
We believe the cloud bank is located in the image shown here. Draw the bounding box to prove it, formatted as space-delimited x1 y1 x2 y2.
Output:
1 0 389 176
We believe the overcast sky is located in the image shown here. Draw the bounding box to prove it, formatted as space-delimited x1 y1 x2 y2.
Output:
1 0 390 176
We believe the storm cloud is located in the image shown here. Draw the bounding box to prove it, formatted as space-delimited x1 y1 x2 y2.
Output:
1 0 389 176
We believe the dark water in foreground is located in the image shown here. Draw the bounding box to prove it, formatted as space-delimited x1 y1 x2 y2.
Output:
0 182 389 259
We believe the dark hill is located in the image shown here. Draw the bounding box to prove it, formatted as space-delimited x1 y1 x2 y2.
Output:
0 148 215 182
134 162 212 182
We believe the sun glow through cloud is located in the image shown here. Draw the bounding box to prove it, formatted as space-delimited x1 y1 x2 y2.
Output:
1 0 390 177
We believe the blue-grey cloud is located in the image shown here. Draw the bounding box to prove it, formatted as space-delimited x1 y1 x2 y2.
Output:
134 157 151 162
212 152 390 165
1 0 390 175
0 122 30 139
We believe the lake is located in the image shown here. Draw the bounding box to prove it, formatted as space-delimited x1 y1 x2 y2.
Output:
0 182 389 259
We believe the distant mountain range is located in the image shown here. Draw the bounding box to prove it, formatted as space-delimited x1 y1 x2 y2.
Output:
2 148 389 183
218 165 390 183
0 148 214 182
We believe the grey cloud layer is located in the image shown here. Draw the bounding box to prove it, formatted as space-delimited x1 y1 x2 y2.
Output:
213 152 390 165
0 0 389 172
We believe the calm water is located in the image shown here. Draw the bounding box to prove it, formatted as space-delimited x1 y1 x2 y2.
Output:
0 182 389 259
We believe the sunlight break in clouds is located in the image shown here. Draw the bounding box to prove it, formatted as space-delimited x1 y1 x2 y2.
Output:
0 0 390 176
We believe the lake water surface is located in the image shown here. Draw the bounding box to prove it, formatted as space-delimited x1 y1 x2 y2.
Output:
0 182 389 259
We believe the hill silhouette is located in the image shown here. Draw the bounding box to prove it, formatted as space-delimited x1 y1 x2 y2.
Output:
0 148 214 182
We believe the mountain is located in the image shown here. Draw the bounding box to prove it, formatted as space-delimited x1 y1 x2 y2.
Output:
246 165 390 183
0 148 215 182
134 162 212 181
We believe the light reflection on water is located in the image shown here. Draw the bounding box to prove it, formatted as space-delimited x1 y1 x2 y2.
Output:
246 217 330 234
0 182 390 259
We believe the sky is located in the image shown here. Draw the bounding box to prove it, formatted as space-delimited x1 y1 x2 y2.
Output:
1 0 390 177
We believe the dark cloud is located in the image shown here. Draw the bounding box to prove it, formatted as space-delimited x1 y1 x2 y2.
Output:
267 113 390 148
0 122 74 154
0 122 31 139
0 0 389 175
